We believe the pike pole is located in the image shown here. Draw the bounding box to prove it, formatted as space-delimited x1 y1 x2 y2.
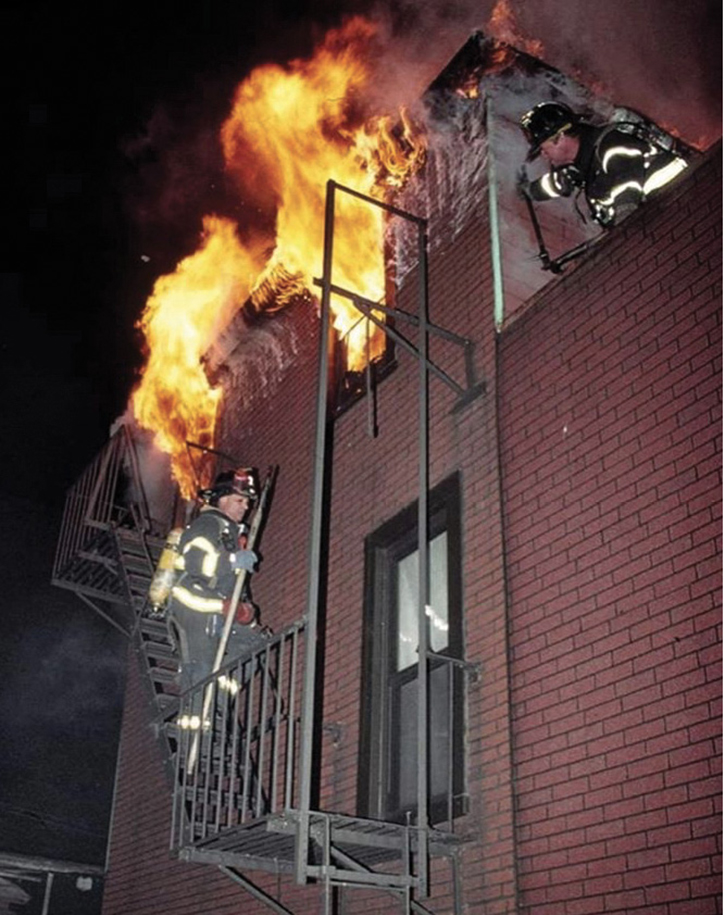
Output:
187 465 278 772
521 175 604 274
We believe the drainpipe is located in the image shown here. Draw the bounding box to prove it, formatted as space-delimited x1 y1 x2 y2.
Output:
486 95 506 331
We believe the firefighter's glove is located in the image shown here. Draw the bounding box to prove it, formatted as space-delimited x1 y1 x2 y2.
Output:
235 601 257 626
231 549 258 572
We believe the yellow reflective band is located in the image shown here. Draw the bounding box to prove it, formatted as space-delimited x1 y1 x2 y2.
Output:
171 585 224 614
176 715 211 731
540 173 561 199
601 145 644 172
598 180 644 207
643 157 688 195
218 675 240 695
183 536 219 578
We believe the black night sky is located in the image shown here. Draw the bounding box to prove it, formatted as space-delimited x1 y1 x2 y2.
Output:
5 0 721 872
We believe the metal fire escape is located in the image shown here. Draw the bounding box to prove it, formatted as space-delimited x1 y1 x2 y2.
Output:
51 424 183 777
168 182 484 914
52 182 484 914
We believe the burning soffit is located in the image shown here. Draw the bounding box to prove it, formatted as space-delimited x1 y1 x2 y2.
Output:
129 23 696 501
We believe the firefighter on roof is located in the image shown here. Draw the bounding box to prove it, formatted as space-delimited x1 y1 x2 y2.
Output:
519 101 688 227
168 467 269 697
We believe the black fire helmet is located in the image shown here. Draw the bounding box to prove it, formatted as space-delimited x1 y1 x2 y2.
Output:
199 468 259 506
521 102 576 160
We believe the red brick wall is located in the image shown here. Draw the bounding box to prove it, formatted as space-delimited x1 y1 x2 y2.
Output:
102 649 246 914
498 147 722 914
102 141 720 915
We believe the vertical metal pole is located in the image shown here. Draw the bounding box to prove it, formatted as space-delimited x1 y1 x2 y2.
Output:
242 659 255 823
365 317 376 437
83 435 112 525
257 645 271 816
452 848 464 915
448 660 455 829
323 816 332 915
228 663 241 827
486 96 505 332
184 697 196 847
416 220 430 897
271 638 285 812
201 680 215 840
296 178 337 885
215 682 228 834
40 871 54 915
403 824 412 914
285 627 300 809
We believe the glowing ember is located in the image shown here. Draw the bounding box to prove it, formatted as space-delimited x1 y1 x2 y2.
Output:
488 0 544 59
132 17 426 499
455 78 482 100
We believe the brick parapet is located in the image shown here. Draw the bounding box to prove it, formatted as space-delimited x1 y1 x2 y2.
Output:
498 143 721 915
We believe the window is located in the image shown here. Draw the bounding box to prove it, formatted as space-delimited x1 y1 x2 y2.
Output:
331 311 396 418
358 474 466 825
331 233 398 418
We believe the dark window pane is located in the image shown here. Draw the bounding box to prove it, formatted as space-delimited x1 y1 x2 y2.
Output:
394 664 453 813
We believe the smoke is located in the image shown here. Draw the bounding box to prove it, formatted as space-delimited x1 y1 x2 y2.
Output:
119 0 719 273
392 91 489 282
309 0 721 151
110 408 178 530
353 1 494 112
364 0 720 148
513 0 721 148
120 101 233 266
117 0 719 489
119 0 719 266
364 0 720 315
210 312 302 419
14 624 126 726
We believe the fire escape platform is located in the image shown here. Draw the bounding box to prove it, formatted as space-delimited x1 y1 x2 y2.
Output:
181 809 462 881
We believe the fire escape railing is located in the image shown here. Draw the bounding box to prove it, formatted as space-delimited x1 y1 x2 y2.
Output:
52 424 158 633
169 619 306 858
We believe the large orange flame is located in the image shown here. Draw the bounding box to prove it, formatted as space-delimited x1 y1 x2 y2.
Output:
132 17 426 499
132 216 265 493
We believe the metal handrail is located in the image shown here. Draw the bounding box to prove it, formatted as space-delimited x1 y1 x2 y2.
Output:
53 424 153 583
170 619 306 852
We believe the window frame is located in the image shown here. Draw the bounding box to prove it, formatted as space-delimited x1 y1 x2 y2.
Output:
357 473 466 825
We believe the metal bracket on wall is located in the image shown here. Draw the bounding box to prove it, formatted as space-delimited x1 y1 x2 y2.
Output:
219 866 297 915
312 280 486 415
426 651 482 684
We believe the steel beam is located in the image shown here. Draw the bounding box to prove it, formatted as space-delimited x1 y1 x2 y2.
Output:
416 218 430 897
296 178 337 885
219 866 297 914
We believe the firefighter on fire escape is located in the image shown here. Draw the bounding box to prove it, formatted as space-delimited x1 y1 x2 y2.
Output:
519 101 689 228
167 468 269 698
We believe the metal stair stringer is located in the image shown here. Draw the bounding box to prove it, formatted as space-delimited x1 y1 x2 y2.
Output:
111 522 184 784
